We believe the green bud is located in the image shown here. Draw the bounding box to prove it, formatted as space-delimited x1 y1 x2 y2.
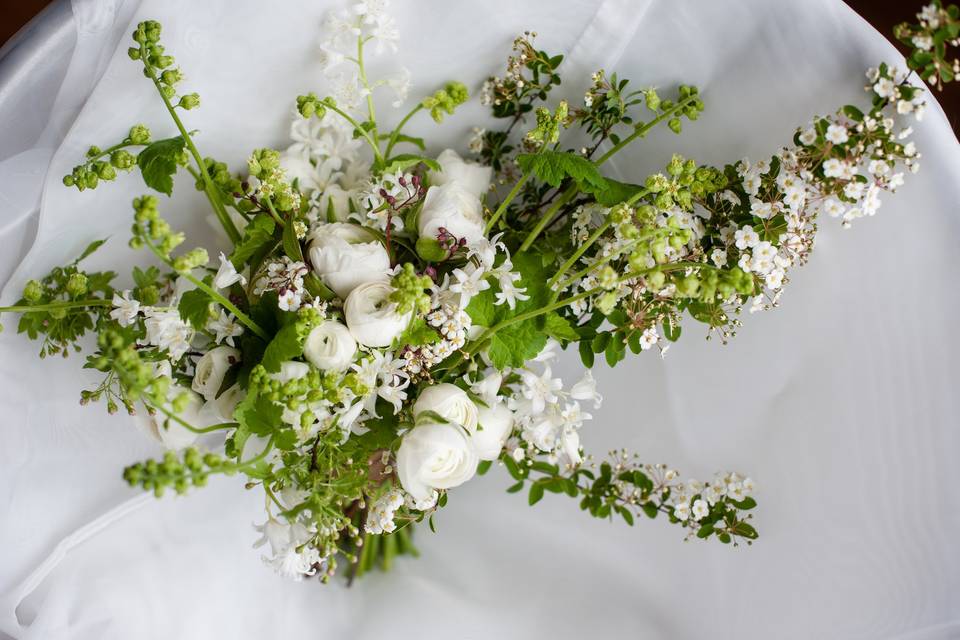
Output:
66 273 88 297
63 174 76 187
178 93 200 110
596 291 617 315
127 47 141 60
49 308 67 320
160 68 182 85
84 173 99 189
110 150 136 170
644 173 669 193
644 88 661 112
128 124 151 144
446 81 469 106
667 154 684 177
23 280 43 303
87 145 102 158
668 118 682 134
598 265 618 290
96 162 117 181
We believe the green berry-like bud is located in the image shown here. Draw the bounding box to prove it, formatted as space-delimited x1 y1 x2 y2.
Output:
128 47 141 60
23 279 43 303
110 150 136 170
644 88 661 112
178 93 200 110
97 162 117 180
598 266 618 290
161 69 182 85
667 154 684 177
645 173 669 193
62 174 75 187
66 273 88 297
129 124 151 144
668 118 682 134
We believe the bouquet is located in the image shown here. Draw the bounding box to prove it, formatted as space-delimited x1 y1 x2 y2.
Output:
1 1 956 583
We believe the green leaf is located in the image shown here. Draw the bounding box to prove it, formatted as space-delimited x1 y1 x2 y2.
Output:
303 273 336 301
488 321 547 369
282 217 304 262
75 238 108 264
177 287 213 330
696 523 714 539
260 322 303 373
616 506 635 526
662 317 682 342
579 340 595 367
589 178 645 207
383 154 440 174
393 317 441 351
476 460 493 476
389 134 426 151
528 482 545 506
641 502 658 519
231 215 277 268
730 496 757 510
516 150 607 190
543 312 579 342
236 391 283 437
730 521 758 539
506 480 525 493
136 136 185 196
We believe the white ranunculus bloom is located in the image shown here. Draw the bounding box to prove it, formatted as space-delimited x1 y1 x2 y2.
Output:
472 402 515 460
279 150 323 192
191 345 241 401
343 282 411 347
316 184 354 222
307 222 391 298
427 148 492 198
397 422 479 502
418 182 485 246
413 383 478 433
211 383 246 422
303 321 357 371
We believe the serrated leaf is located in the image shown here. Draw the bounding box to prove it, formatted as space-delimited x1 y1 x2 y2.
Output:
516 150 607 190
260 322 303 373
393 317 441 351
177 287 213 330
543 312 578 342
589 178 645 207
137 136 185 196
235 391 283 437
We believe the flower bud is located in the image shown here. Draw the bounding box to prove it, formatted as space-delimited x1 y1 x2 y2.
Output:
23 279 43 302
110 150 135 170
178 92 200 110
668 118 682 134
129 124 151 144
66 273 88 297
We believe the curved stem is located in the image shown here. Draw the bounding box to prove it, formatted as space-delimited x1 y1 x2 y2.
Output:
547 219 613 291
357 35 379 148
384 104 423 159
595 94 699 167
324 101 384 166
518 188 574 252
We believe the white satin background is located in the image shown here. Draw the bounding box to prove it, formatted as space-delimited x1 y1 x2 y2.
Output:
0 0 958 638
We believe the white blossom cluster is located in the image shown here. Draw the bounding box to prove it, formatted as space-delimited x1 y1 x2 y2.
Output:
364 488 405 534
252 257 310 311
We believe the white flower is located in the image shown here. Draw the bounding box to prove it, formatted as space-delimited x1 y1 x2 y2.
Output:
570 371 603 409
472 402 514 460
873 77 895 98
911 34 933 51
448 266 490 307
822 158 845 179
639 327 658 351
734 225 759 250
134 364 214 450
710 248 728 267
307 223 391 298
211 383 245 422
207 309 244 347
673 501 691 521
418 182 486 246
384 67 411 108
141 308 194 360
214 252 247 290
271 361 311 384
303 321 357 371
191 346 240 401
691 499 709 521
110 290 141 327
519 366 563 415
494 270 529 309
279 150 339 193
559 427 582 466
315 184 355 223
396 422 478 502
343 282 411 347
825 124 849 144
365 488 404 534
413 383 479 432
798 128 817 145
427 149 493 199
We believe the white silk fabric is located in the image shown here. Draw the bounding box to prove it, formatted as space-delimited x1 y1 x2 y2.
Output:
0 0 958 638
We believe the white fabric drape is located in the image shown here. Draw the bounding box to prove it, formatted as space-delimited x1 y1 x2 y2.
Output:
0 1 958 638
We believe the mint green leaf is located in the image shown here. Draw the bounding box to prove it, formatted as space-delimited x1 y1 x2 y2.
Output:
137 136 185 196
177 287 213 330
517 150 606 191
260 322 302 373
230 215 277 268
543 312 578 342
464 288 497 327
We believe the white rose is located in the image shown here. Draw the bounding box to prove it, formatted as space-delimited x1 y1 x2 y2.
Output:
413 383 478 432
317 184 354 222
343 282 412 347
472 402 515 461
303 321 357 371
191 346 241 401
210 383 246 422
418 182 485 246
427 148 492 198
307 223 391 298
397 422 479 502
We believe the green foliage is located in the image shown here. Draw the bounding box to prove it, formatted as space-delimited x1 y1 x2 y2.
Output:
393 317 441 351
177 286 213 330
136 136 187 196
894 1 960 89
517 150 606 191
230 215 277 268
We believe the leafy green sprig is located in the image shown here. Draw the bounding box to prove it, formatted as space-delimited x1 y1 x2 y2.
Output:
894 0 960 89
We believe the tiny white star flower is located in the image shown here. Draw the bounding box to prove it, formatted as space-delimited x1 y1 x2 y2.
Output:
214 252 247 290
207 309 244 346
449 267 490 307
825 124 849 144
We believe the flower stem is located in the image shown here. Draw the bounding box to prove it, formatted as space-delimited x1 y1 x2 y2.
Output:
518 188 574 253
485 173 531 234
324 101 384 166
384 104 423 159
594 94 699 167
0 299 111 313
